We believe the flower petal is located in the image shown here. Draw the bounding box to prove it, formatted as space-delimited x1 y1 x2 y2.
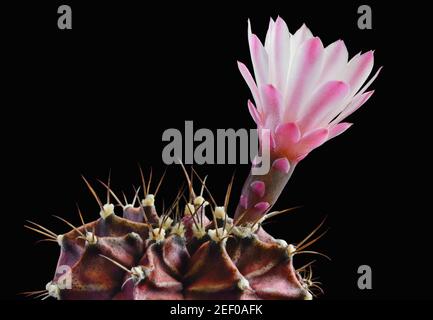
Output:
264 18 275 53
283 37 325 122
275 122 301 144
355 66 382 98
331 90 374 125
250 181 266 198
248 20 269 89
298 127 329 153
341 50 374 96
269 16 291 92
260 84 283 128
299 80 350 132
238 61 261 111
318 40 348 84
290 23 314 53
247 100 262 126
327 122 352 140
272 157 291 174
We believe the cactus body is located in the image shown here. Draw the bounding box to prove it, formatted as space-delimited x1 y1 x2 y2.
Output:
42 193 312 300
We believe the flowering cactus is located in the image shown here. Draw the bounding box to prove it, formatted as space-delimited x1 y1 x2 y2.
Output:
23 17 379 300
235 17 381 224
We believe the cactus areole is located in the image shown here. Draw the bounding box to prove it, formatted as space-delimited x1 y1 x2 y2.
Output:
25 17 380 300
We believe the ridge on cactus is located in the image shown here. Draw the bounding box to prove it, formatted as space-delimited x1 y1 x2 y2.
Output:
23 17 380 300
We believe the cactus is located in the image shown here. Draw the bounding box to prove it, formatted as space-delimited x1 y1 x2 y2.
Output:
24 168 320 300
23 17 379 300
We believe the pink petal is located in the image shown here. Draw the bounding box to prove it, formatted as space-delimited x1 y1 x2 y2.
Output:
328 122 353 140
272 157 291 174
254 201 270 213
299 81 350 132
248 20 269 89
342 51 374 96
250 181 266 198
319 40 348 83
275 122 301 144
247 100 262 126
238 61 261 111
240 195 248 209
269 16 291 91
260 84 282 128
284 37 324 122
332 90 374 124
355 66 382 98
259 128 276 151
298 127 329 153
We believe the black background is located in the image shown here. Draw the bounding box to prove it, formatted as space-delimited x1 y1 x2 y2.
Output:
1 0 429 305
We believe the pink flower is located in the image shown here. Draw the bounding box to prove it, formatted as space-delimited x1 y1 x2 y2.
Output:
238 17 381 163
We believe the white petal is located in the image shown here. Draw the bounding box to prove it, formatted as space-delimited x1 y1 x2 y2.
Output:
340 51 374 96
248 22 269 89
299 81 350 133
331 90 374 125
238 61 262 111
283 37 324 122
354 66 382 98
318 40 348 84
264 18 275 53
269 16 291 93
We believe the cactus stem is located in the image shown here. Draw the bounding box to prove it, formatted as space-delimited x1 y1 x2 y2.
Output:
250 181 265 198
